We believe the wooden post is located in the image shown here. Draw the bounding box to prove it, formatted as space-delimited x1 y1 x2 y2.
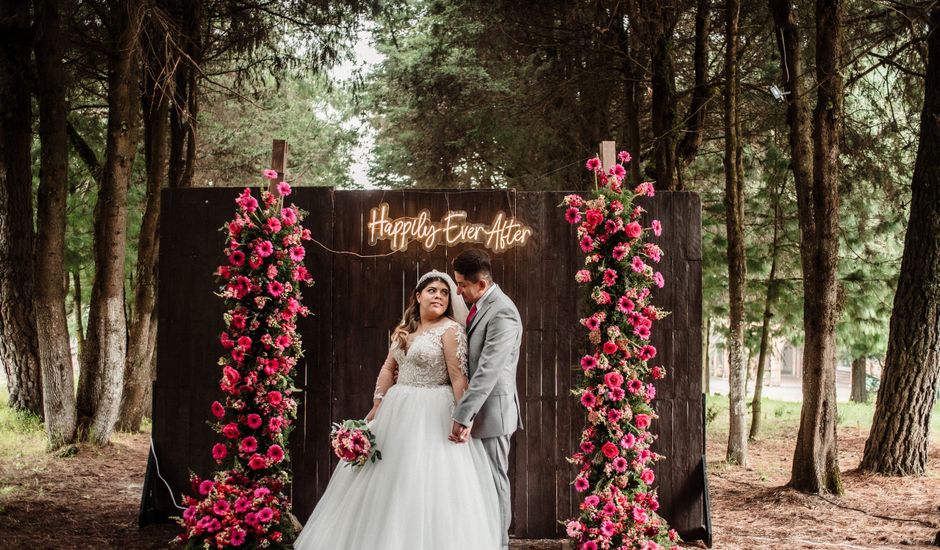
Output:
599 140 617 171
270 139 288 195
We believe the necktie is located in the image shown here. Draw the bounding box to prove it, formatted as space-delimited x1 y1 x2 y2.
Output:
467 304 478 325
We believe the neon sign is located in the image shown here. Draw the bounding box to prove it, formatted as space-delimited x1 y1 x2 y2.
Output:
367 202 534 253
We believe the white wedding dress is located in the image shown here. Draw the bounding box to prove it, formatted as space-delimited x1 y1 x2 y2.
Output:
294 320 500 549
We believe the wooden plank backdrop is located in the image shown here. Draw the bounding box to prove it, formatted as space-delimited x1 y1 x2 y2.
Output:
148 187 707 540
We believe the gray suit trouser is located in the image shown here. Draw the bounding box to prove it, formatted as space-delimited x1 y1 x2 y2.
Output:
481 435 512 549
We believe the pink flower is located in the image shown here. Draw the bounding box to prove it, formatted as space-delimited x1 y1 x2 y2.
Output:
652 366 666 379
580 441 595 454
275 335 292 349
634 324 651 340
262 169 278 179
604 371 624 388
267 391 283 405
248 453 267 470
213 499 230 516
246 413 262 429
581 542 598 550
229 250 245 266
239 436 258 453
236 193 258 213
635 181 656 197
266 217 282 233
624 221 642 238
268 416 284 432
653 272 665 288
267 281 284 297
580 355 598 371
258 507 275 522
565 194 584 207
281 207 297 226
632 506 649 524
610 164 625 178
212 443 227 462
618 150 632 163
602 268 617 286
585 157 602 171
222 423 240 439
646 384 657 401
234 496 251 513
565 207 582 225
641 468 655 484
585 209 604 227
277 181 292 196
211 401 225 419
290 246 305 261
635 413 651 430
236 336 252 349
638 345 657 361
612 243 628 261
579 235 594 253
575 269 591 284
230 528 246 546
198 480 214 495
613 456 628 473
617 296 635 313
622 433 637 449
631 256 646 273
627 379 644 395
584 495 600 508
267 444 285 463
608 387 625 401
580 391 597 409
566 520 583 537
255 240 274 258
600 520 616 537
651 219 662 236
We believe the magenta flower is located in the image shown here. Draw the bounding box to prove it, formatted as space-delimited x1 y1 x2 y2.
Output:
266 217 282 233
267 444 285 463
281 207 297 226
651 219 662 236
258 507 275 522
574 477 590 492
211 401 225 419
255 240 274 258
246 413 262 429
580 391 597 409
565 207 582 225
211 443 227 462
248 453 267 470
262 169 278 179
239 436 258 453
229 250 245 266
610 164 626 178
198 480 214 495
276 181 292 196
624 221 642 238
618 150 632 163
267 281 284 297
580 235 594 253
635 414 651 430
585 157 602 171
290 245 305 261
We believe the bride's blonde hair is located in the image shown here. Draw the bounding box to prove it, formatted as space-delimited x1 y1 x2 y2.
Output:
392 275 454 351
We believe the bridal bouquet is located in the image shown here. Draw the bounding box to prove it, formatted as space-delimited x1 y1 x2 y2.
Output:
330 419 382 468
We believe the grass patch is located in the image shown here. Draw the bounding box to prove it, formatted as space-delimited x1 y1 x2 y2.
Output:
0 386 46 461
705 393 940 441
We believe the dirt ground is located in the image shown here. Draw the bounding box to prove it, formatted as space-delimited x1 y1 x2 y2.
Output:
0 429 937 549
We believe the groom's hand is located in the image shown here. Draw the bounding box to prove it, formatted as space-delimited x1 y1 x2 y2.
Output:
449 421 471 444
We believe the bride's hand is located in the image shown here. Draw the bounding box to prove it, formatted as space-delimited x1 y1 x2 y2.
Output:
366 404 380 422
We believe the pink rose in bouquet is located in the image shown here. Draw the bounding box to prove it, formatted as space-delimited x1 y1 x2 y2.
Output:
330 419 382 468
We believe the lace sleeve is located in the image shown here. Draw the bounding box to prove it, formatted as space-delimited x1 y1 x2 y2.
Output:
442 324 469 403
373 347 398 401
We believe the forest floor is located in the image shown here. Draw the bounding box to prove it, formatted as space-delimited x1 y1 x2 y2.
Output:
0 392 938 549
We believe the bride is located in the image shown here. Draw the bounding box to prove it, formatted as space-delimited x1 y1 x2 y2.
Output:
293 270 500 549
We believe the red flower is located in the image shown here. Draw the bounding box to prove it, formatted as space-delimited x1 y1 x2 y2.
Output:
222 423 240 439
267 444 285 463
248 453 267 470
602 341 619 356
211 443 227 462
624 221 642 238
601 442 619 459
267 391 283 405
604 371 624 388
211 401 225 419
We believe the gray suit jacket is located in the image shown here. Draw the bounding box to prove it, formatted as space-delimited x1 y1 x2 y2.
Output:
452 285 523 439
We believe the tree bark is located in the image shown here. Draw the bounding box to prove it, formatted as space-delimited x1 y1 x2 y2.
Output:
850 356 867 403
618 1 643 187
77 0 143 446
119 17 169 431
0 1 43 418
73 269 85 358
724 0 747 466
676 0 713 171
34 0 78 448
775 0 844 494
168 0 201 189
861 7 940 477
750 192 782 441
649 8 679 191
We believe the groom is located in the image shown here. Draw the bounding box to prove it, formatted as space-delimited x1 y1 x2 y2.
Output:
450 248 523 550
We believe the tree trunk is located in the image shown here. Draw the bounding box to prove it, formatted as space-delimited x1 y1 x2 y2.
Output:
676 0 713 171
73 269 85 358
649 10 679 191
750 194 782 441
119 19 169 431
704 315 711 395
774 0 844 494
0 1 43 418
724 0 747 466
77 0 143 446
168 0 201 189
861 7 940 476
34 0 78 448
850 356 867 403
618 1 643 187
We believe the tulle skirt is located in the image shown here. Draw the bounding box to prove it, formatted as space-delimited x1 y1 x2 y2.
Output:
293 384 501 549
